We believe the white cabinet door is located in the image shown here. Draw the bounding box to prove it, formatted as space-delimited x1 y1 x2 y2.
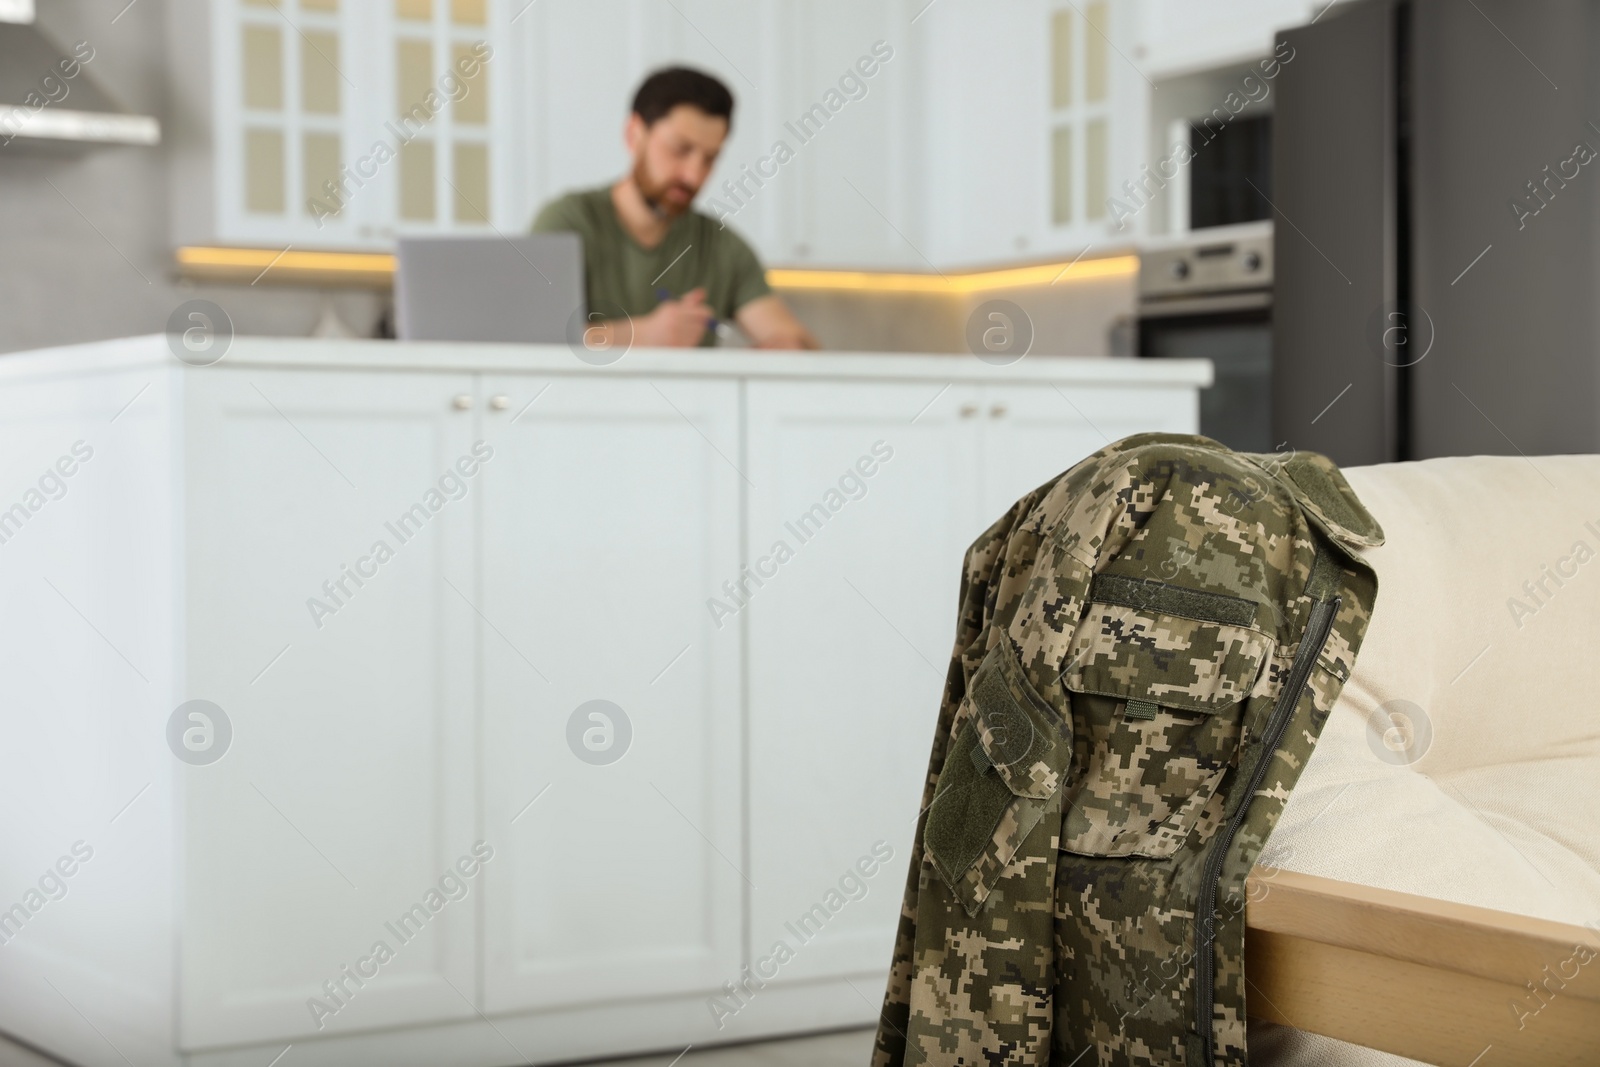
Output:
478 374 743 1013
779 1 916 268
527 0 636 209
181 369 480 1047
743 380 980 986
975 380 1199 523
922 0 1049 265
0 367 179 1065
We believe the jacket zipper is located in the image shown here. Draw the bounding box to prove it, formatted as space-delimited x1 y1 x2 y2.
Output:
1193 595 1341 1064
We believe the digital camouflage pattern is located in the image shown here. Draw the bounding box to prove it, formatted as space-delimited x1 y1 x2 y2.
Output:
872 433 1382 1066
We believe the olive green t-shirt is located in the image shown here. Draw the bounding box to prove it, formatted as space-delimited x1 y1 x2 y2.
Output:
531 186 771 347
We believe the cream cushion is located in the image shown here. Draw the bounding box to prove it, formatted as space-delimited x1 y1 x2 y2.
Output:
1250 455 1600 1066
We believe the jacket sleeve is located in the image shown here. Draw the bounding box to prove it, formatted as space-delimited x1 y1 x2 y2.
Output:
871 497 1035 1067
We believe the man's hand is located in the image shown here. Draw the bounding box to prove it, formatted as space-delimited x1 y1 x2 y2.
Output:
580 290 819 352
634 287 715 348
735 295 820 350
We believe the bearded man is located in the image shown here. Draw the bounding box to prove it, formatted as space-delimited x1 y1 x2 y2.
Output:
532 66 817 350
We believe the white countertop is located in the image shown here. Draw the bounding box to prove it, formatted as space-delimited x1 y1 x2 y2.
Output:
0 335 1214 387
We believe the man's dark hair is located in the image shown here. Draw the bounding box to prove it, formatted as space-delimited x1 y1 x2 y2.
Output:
632 67 734 128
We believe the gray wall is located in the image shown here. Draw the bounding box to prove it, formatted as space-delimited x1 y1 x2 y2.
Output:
0 0 383 358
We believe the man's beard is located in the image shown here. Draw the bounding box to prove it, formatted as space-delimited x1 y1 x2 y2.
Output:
632 158 697 219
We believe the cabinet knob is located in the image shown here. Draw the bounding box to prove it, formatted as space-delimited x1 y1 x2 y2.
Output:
989 404 1008 418
451 394 472 410
489 394 510 410
959 403 979 418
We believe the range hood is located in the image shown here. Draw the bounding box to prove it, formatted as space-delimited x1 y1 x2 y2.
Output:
0 0 159 150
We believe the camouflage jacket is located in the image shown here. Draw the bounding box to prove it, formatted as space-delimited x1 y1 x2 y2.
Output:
872 433 1383 1067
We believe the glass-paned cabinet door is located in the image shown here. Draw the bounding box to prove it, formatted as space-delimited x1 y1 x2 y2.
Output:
218 0 363 245
1048 1 1119 237
384 0 499 235
214 0 519 247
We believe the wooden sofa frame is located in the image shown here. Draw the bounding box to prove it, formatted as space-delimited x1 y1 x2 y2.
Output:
1245 868 1600 1067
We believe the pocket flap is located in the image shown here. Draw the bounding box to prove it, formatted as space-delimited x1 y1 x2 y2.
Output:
969 642 1069 799
1241 451 1385 549
1063 588 1270 715
923 642 1071 914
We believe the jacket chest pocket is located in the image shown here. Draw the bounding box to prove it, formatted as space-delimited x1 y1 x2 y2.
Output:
924 642 1072 916
1059 588 1271 860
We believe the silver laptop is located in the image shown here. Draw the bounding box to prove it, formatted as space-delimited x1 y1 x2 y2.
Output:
395 234 585 343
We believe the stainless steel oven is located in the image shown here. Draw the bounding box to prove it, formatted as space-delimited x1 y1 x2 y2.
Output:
1137 225 1273 453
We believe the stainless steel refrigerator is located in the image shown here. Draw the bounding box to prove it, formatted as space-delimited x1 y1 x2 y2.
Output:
1272 0 1600 466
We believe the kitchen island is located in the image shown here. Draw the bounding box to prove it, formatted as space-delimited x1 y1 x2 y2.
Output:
0 337 1208 1067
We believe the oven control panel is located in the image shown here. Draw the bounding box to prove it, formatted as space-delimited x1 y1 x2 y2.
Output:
1139 232 1273 300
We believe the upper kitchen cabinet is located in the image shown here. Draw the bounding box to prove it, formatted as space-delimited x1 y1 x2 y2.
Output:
1135 0 1320 79
920 0 1148 265
165 0 1322 268
527 0 917 269
168 0 530 250
764 1 917 269
1043 0 1148 246
170 0 919 268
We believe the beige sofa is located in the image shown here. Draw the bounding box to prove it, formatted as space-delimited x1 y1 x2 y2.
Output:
1245 455 1600 1066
